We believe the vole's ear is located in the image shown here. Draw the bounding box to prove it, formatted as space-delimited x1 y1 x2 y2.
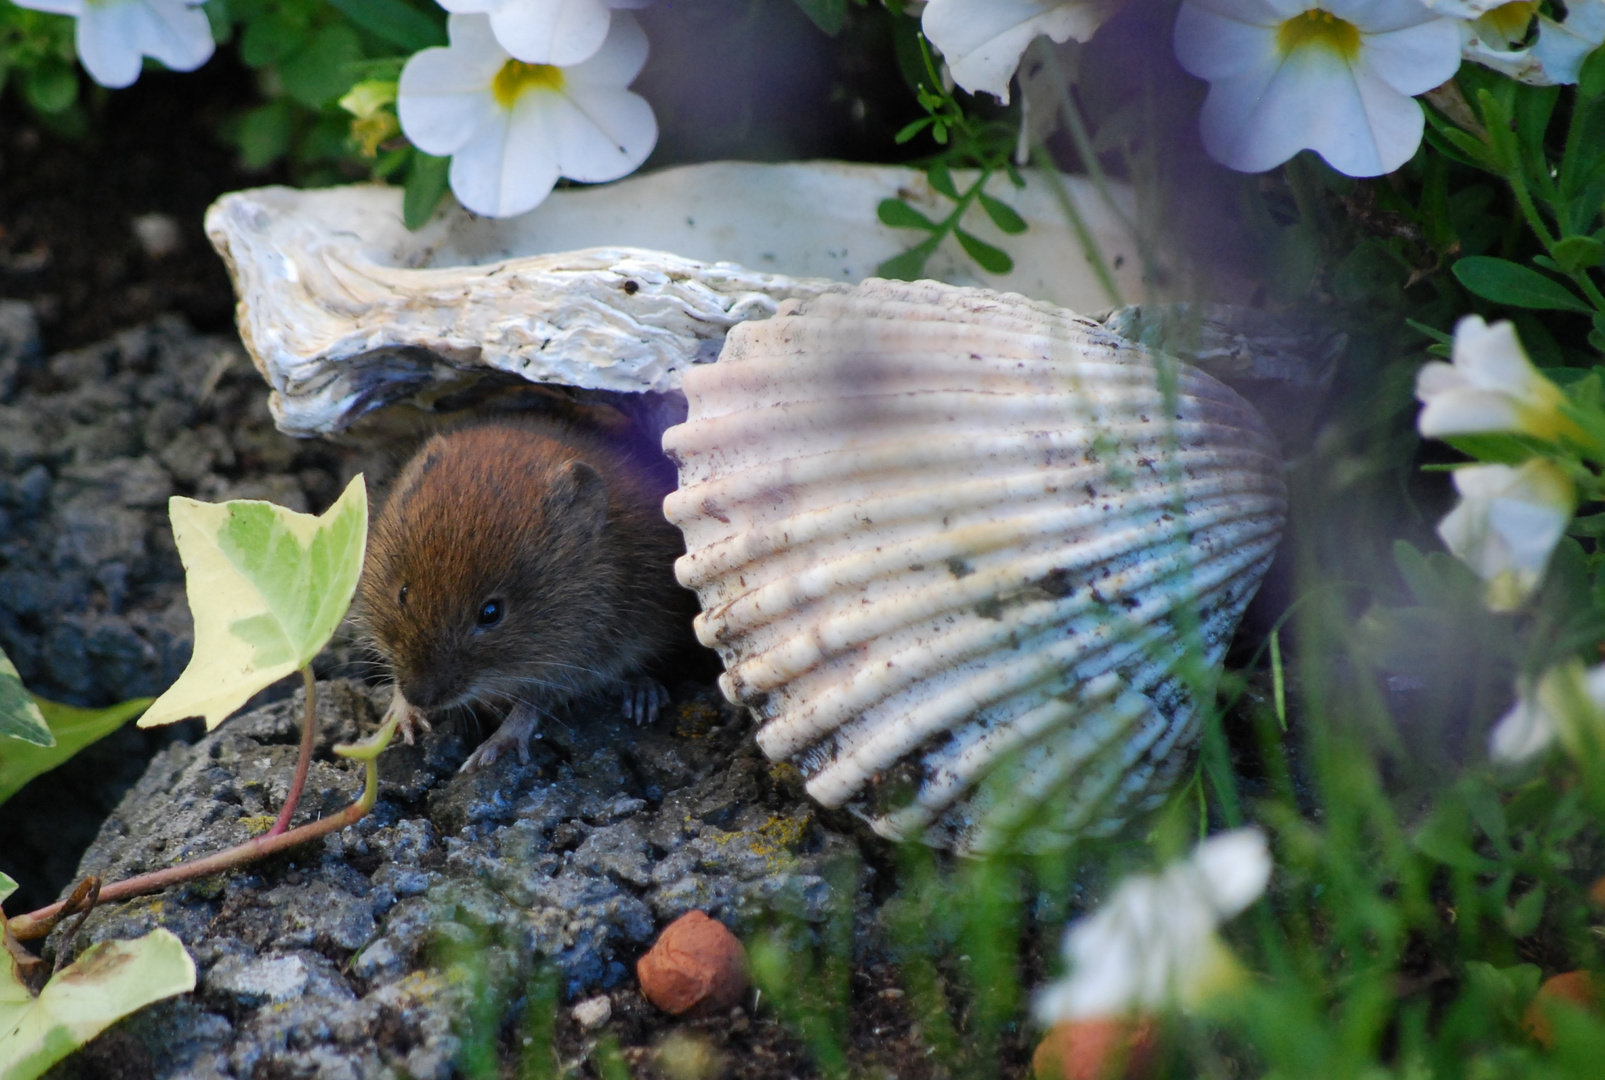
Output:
545 461 608 538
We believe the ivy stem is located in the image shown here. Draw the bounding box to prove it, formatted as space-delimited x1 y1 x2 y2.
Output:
268 666 318 837
7 715 393 942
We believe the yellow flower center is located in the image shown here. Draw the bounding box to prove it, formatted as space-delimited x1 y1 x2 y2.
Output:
1483 1 1536 44
1276 8 1362 62
491 61 565 109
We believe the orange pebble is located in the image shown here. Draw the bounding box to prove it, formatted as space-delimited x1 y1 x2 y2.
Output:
1589 877 1605 908
1524 970 1598 1049
1032 1017 1158 1080
636 911 749 1017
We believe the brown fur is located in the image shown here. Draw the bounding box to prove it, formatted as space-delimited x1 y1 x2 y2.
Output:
357 417 692 720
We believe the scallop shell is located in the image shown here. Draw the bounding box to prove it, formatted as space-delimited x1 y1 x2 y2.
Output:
662 280 1286 852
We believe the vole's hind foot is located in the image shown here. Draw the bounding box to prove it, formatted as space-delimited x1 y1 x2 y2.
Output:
382 687 432 746
461 703 542 772
621 676 671 726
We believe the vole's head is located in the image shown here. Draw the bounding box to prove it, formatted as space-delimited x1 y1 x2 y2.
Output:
356 424 618 713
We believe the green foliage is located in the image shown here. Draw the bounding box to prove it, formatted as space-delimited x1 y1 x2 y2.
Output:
0 648 49 749
0 878 195 1080
0 696 154 806
875 34 1028 281
0 6 81 126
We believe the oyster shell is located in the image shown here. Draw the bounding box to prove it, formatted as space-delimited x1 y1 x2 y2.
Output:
662 279 1286 851
203 162 1152 437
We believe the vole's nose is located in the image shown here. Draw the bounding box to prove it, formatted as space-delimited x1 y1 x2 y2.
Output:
398 670 457 711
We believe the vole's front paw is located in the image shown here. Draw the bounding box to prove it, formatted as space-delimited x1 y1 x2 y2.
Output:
621 676 670 726
383 687 432 746
460 703 541 772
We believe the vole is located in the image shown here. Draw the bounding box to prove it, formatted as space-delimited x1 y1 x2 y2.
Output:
357 416 693 771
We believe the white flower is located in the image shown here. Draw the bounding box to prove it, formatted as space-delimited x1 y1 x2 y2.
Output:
922 0 1128 103
437 0 650 66
1428 0 1605 85
1437 459 1575 612
398 13 656 219
1416 316 1581 444
1033 829 1271 1021
1172 0 1462 177
11 0 213 89
1490 660 1605 764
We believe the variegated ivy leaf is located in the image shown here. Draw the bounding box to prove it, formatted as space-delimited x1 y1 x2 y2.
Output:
0 927 196 1080
0 697 154 807
0 650 50 749
139 475 368 730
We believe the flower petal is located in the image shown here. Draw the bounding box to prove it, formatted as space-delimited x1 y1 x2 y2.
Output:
540 86 657 181
488 0 612 65
1490 693 1556 763
76 5 148 88
923 0 1125 103
1191 829 1272 919
450 109 561 217
1174 2 1281 80
129 0 215 73
1356 17 1464 95
563 10 649 85
8 0 85 14
397 35 506 155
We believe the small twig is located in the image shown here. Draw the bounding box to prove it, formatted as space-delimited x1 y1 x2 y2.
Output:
52 876 101 975
269 666 318 837
9 715 396 942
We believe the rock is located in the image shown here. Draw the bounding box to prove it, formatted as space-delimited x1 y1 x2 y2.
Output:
636 910 750 1017
39 682 852 1076
571 994 612 1031
0 299 41 403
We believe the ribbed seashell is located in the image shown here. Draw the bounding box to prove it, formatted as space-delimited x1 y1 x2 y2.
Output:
662 279 1286 852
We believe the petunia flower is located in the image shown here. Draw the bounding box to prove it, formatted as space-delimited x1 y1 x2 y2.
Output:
10 0 214 89
1416 316 1582 444
1172 0 1463 177
922 0 1129 103
1427 0 1605 85
397 13 657 219
437 0 651 67
1033 829 1271 1021
1490 660 1605 764
1437 459 1575 612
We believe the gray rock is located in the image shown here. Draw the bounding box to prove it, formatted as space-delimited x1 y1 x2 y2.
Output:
42 681 859 1077
0 299 41 403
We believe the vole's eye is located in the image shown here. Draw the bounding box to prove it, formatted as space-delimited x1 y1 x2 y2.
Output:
476 598 504 627
398 584 409 607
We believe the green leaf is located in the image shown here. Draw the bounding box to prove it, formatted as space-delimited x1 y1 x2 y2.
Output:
0 697 152 806
955 229 1013 275
926 161 958 200
1413 803 1499 873
237 101 293 169
789 0 847 35
877 198 937 232
278 25 363 108
138 475 368 731
1554 235 1605 273
404 152 451 230
977 192 1027 235
1581 48 1605 98
1453 256 1594 313
877 236 940 281
324 0 444 50
0 650 49 748
0 873 14 907
0 929 195 1080
22 61 75 115
894 116 934 145
240 12 305 68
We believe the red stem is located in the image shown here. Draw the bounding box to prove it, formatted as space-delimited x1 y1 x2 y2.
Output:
8 719 385 942
268 666 318 837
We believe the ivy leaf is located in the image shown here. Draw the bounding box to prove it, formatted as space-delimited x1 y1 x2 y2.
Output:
877 198 938 232
138 475 368 731
1453 256 1594 313
0 650 49 748
978 193 1027 235
0 697 154 806
0 929 196 1080
404 152 451 230
955 229 1014 275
